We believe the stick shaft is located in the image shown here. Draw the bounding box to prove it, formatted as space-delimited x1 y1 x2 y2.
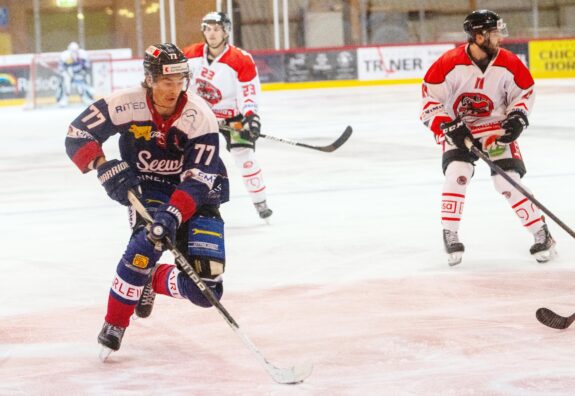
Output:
466 139 575 238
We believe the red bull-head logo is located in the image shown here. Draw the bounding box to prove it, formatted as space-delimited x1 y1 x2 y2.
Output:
453 92 493 118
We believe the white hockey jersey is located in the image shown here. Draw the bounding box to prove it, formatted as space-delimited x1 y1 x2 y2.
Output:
184 43 260 121
420 44 535 143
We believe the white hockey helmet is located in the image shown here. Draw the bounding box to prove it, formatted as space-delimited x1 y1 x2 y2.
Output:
201 12 232 34
68 41 80 52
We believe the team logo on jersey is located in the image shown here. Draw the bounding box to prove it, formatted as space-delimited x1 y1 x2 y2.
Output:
453 93 493 118
129 124 152 141
136 150 183 174
195 79 222 105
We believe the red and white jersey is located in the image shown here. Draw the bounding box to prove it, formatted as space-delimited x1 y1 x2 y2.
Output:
183 43 260 121
420 44 535 142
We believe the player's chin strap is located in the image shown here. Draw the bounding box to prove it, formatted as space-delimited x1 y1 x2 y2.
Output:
463 138 575 238
127 190 313 385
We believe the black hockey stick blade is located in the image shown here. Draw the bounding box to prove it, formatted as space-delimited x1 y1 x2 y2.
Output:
260 125 352 152
535 307 575 329
313 125 353 152
220 125 353 153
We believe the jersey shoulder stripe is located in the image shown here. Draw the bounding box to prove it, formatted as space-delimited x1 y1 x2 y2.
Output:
219 45 257 82
492 48 534 89
424 45 471 84
183 43 204 59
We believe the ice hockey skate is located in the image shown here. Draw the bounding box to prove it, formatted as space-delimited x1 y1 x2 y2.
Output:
254 200 273 221
530 224 556 263
134 277 156 319
443 229 465 266
98 321 126 362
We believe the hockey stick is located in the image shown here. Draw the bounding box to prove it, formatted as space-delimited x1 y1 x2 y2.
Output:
464 138 575 239
127 191 312 384
220 125 353 152
535 307 575 329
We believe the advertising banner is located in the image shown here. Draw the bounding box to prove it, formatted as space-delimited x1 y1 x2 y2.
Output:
284 49 357 82
357 44 454 81
109 59 144 91
529 39 575 78
502 42 529 67
253 53 284 83
0 66 28 99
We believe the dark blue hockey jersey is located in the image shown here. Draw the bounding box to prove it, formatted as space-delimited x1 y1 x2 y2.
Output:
65 86 229 221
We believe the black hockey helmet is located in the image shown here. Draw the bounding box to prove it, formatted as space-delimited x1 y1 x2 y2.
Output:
143 43 189 81
201 11 232 34
463 10 508 38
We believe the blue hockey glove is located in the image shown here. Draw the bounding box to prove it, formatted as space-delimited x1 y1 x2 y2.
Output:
240 113 261 142
441 118 473 150
97 159 140 206
148 204 182 245
499 110 528 144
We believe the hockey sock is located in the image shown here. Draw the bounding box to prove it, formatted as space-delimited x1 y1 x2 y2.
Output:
231 147 267 203
441 161 473 231
492 172 543 233
152 264 223 307
105 230 161 328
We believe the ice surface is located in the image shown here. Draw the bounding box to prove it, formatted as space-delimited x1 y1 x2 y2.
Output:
1 80 575 395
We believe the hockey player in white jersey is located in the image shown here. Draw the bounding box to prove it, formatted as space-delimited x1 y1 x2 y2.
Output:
420 10 556 266
57 41 94 106
183 12 272 221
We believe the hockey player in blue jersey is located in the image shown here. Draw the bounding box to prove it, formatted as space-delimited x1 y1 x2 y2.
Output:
57 42 94 106
65 43 230 359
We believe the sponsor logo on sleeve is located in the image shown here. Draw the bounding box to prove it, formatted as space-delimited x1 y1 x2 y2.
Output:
180 168 217 189
67 125 94 139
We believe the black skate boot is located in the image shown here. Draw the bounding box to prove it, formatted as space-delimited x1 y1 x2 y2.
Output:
254 201 273 220
530 224 556 263
134 277 156 319
98 321 126 362
443 229 465 266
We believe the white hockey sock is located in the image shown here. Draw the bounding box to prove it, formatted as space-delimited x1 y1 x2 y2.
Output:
441 161 473 231
230 147 267 203
492 172 543 233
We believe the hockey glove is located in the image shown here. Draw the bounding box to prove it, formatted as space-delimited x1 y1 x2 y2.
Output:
240 113 261 142
441 118 473 150
499 110 528 144
97 159 140 206
147 204 182 246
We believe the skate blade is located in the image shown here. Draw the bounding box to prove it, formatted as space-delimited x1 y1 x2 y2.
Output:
447 252 463 266
533 246 557 263
99 346 114 362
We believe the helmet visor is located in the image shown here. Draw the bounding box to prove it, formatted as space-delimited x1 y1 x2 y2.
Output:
491 19 508 37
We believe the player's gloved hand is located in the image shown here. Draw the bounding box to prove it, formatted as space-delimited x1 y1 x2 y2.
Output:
441 118 473 150
97 159 140 206
499 110 528 144
240 113 261 142
148 205 182 245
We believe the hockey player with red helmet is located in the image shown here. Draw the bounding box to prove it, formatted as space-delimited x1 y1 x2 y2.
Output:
183 12 273 221
420 10 556 266
65 43 230 359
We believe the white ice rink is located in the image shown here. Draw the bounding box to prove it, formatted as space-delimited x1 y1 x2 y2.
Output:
1 80 575 395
